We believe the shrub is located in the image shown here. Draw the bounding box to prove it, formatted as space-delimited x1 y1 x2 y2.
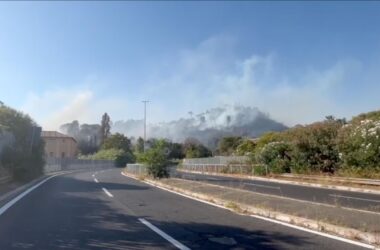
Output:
137 139 169 178
337 119 380 177
256 141 292 174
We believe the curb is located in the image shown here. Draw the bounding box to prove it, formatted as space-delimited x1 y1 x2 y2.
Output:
178 169 380 195
122 171 379 249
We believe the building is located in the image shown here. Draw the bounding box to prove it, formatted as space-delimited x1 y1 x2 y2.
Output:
41 131 78 158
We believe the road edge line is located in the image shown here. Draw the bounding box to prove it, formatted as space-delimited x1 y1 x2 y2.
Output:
0 173 65 216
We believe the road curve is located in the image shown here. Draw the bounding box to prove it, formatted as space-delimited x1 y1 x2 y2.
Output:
0 168 370 250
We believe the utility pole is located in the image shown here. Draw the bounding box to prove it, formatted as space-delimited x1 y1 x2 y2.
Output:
142 100 149 152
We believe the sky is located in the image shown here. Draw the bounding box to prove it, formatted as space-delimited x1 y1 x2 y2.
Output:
0 2 380 130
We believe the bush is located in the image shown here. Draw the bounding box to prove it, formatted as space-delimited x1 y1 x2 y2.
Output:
0 106 45 181
137 139 169 178
256 141 292 174
337 119 380 177
90 148 135 167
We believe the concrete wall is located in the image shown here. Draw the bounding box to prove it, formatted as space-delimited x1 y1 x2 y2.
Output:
44 157 114 173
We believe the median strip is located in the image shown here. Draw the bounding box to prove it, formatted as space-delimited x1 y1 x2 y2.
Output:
102 187 113 197
139 218 190 250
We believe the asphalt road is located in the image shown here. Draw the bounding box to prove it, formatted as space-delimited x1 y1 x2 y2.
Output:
0 168 371 250
174 171 380 213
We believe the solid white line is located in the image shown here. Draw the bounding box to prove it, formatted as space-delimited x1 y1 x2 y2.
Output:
329 194 380 203
0 173 63 217
139 218 190 250
102 187 113 197
243 182 281 190
92 174 95 177
94 178 99 183
121 172 374 249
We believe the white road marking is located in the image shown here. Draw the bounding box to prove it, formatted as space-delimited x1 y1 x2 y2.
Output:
329 194 380 203
122 172 374 249
139 218 190 250
0 173 64 217
243 182 281 190
94 178 99 183
102 187 113 197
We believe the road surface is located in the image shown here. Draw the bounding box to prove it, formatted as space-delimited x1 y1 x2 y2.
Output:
175 170 380 213
0 169 371 249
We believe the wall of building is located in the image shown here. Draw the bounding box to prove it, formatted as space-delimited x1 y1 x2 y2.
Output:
43 137 78 158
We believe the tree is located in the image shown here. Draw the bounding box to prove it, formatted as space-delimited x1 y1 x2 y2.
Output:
235 139 256 156
100 112 111 144
217 136 243 155
135 137 144 153
96 133 135 167
137 139 169 178
0 105 45 180
183 138 212 158
102 133 132 152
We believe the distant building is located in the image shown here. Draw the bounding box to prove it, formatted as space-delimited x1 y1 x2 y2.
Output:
41 131 78 158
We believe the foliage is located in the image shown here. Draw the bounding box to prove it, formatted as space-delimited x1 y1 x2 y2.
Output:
288 120 342 174
135 137 144 154
102 133 132 152
90 148 135 167
217 136 243 156
256 142 291 174
0 105 45 181
337 119 380 177
183 138 212 158
100 112 111 144
235 139 256 156
60 121 101 155
137 139 169 178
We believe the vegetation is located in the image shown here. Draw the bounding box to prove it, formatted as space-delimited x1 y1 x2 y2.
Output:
183 138 212 158
229 112 380 178
0 105 45 181
217 136 243 155
87 133 135 167
137 139 169 178
100 112 111 144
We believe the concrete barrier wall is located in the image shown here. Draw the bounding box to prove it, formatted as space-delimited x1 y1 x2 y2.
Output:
44 157 114 173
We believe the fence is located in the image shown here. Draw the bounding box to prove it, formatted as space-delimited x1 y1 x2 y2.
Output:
181 156 253 174
125 163 148 176
44 157 114 173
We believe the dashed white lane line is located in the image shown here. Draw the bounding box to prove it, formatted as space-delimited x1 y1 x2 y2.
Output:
102 187 113 197
139 218 190 250
243 182 281 190
0 173 65 217
329 194 380 203
94 178 99 183
121 172 374 249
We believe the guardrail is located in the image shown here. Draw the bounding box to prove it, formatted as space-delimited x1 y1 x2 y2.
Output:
180 163 253 175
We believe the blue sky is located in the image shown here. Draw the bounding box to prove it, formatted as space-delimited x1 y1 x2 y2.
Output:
0 2 380 129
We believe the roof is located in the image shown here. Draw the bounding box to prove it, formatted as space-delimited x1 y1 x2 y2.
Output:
41 131 76 142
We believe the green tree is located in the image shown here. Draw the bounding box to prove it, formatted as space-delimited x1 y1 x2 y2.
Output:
235 139 256 156
100 112 111 144
183 138 212 158
137 139 169 178
217 136 243 156
0 105 45 181
135 137 144 153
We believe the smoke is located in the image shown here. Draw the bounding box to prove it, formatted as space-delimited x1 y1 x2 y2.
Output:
112 105 287 149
